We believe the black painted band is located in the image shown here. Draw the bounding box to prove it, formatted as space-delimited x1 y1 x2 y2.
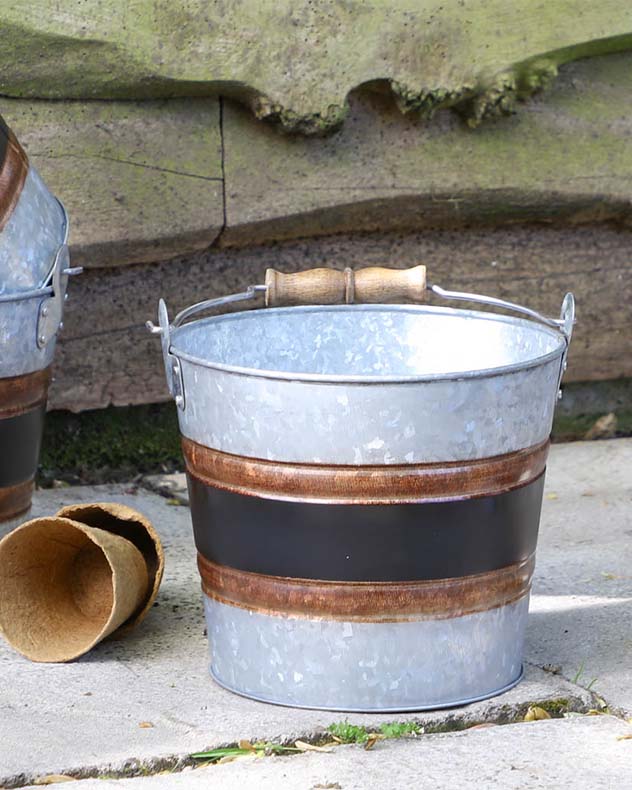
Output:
188 471 545 582
0 404 46 488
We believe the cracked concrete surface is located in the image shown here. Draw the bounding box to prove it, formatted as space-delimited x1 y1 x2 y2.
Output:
0 439 630 788
27 716 632 790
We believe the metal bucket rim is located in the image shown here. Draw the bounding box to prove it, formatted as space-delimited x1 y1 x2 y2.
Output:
169 303 567 384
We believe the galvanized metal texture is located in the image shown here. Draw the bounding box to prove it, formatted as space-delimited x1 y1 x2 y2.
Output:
0 167 68 296
182 437 549 503
0 239 77 378
203 593 529 712
187 472 544 581
0 295 57 377
149 269 574 710
198 553 534 622
173 305 564 464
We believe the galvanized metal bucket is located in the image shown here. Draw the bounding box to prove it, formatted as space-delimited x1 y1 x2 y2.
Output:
0 117 79 529
150 265 575 711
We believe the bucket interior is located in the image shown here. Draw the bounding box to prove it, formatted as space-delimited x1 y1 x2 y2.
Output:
173 305 564 378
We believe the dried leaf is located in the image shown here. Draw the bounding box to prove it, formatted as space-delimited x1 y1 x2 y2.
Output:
34 777 76 785
584 412 617 440
166 498 184 506
545 492 558 500
238 740 256 751
616 734 632 741
468 723 497 730
295 741 333 753
364 734 383 750
524 706 551 722
139 721 154 728
217 754 240 765
329 734 343 744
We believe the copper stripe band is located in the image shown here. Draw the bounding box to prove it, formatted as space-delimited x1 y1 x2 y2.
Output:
198 554 534 622
0 479 33 523
0 368 51 419
0 128 28 231
183 437 549 504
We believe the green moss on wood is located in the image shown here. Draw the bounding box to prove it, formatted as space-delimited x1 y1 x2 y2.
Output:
0 2 632 133
39 403 182 486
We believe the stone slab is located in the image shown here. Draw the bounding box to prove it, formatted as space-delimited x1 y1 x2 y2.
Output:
222 53 632 244
526 438 632 715
1 98 223 267
35 716 632 790
0 456 600 787
0 2 631 133
48 223 632 410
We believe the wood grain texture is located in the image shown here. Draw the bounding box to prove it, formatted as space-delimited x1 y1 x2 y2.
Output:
47 223 631 411
1 98 223 268
0 2 630 133
1 54 631 273
222 53 632 245
197 553 535 621
182 437 549 503
265 265 426 306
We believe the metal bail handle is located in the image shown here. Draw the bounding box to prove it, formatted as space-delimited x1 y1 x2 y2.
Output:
263 265 575 339
35 245 82 348
148 265 575 411
36 199 80 349
149 299 186 410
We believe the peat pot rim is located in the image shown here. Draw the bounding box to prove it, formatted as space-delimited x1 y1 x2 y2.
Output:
170 303 567 384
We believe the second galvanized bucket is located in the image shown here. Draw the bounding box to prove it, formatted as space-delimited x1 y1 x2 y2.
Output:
0 116 79 529
151 265 575 711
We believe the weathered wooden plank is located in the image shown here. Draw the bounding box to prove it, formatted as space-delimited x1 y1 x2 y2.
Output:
49 224 632 411
0 2 630 131
1 54 631 268
221 52 632 244
1 98 224 267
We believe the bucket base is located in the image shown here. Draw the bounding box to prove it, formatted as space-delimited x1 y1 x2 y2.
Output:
209 664 525 713
203 593 529 712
